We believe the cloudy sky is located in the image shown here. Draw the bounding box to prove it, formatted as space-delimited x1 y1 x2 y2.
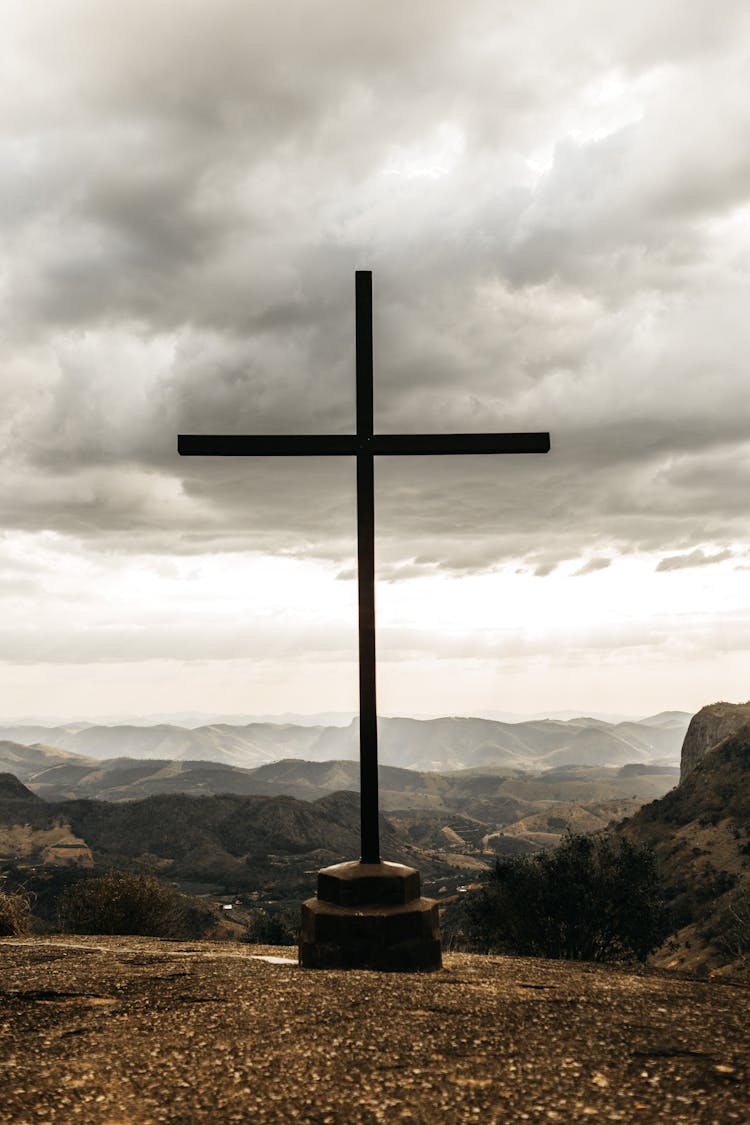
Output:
2 0 749 722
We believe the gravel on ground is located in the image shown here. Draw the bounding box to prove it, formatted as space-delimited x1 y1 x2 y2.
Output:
1 936 748 1123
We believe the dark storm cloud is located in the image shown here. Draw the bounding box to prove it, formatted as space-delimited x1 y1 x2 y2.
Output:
3 0 750 575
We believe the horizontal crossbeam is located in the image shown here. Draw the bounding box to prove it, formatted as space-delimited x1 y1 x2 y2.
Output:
179 435 357 456
178 432 550 457
371 433 550 455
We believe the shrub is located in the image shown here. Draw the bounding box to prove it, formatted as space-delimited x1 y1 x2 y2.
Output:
463 832 668 962
244 906 299 946
0 875 33 936
717 888 750 974
56 870 206 938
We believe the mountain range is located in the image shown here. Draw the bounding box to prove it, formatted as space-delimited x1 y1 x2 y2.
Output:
0 775 469 900
0 711 689 904
0 711 690 773
0 739 680 808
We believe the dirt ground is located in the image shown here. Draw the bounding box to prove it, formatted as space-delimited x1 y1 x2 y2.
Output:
1 936 748 1123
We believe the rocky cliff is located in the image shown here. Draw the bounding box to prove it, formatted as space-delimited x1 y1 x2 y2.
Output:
619 722 750 975
680 701 750 780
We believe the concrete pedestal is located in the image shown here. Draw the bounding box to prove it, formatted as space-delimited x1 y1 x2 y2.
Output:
299 860 442 971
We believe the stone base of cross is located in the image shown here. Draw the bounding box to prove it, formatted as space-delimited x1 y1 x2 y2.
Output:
299 860 442 971
178 270 549 972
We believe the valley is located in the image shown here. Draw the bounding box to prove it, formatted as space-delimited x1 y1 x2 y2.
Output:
0 711 685 922
5 703 750 978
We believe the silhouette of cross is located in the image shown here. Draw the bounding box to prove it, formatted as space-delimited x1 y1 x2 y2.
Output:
178 271 550 864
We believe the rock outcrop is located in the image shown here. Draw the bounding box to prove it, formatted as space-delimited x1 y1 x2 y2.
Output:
679 701 750 781
618 722 750 976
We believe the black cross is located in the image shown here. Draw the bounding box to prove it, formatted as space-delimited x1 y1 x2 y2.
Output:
178 271 550 864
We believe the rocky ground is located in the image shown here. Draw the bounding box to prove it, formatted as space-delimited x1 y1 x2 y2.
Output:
1 937 749 1123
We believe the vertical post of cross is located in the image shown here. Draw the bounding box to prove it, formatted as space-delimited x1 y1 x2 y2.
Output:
355 270 380 864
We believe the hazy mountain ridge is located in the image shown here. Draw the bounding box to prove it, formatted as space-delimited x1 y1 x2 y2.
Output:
0 739 680 809
0 712 690 774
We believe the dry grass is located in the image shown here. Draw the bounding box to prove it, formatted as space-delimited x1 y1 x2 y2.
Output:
0 878 32 936
0 821 87 861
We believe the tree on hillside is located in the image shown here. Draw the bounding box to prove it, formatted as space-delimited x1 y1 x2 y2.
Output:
463 832 668 962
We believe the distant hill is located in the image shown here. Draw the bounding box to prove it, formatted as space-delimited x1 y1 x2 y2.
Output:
0 712 690 773
639 710 695 729
0 739 90 776
0 772 42 803
484 797 646 855
618 722 750 976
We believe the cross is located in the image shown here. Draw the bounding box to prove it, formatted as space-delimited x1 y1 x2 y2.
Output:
178 271 550 865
